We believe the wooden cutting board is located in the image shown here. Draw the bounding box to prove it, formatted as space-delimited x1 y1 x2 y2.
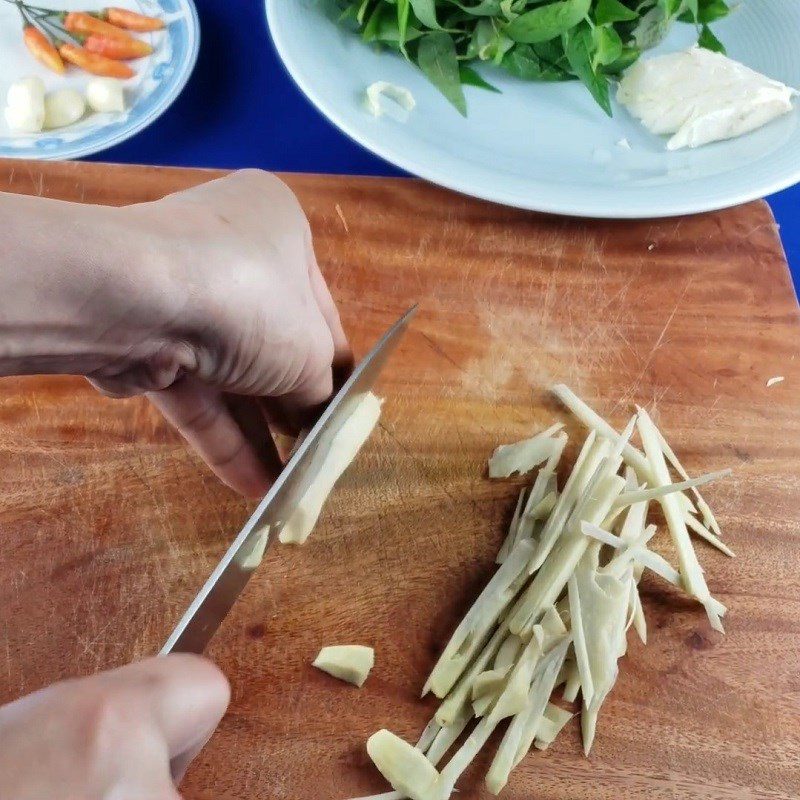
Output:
1 159 799 800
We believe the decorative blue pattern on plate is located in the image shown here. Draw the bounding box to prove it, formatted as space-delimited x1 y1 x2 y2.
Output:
0 0 199 161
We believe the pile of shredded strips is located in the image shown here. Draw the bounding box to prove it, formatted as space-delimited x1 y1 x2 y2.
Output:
360 384 733 800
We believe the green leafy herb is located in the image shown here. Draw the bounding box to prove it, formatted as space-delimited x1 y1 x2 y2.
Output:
593 0 637 25
565 23 612 115
505 0 592 44
417 31 468 115
697 22 725 53
336 0 725 115
459 64 502 92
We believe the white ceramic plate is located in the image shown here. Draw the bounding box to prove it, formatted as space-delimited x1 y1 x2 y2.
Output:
266 0 800 218
0 0 199 160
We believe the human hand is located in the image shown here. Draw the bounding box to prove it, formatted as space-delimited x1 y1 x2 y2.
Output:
0 655 229 800
0 170 352 497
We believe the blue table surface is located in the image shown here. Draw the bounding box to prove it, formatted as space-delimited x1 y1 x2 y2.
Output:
89 0 799 296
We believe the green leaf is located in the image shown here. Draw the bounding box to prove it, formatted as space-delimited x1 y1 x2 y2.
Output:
682 0 729 23
417 31 468 115
500 43 572 81
356 0 372 25
362 4 386 41
445 0 503 17
698 0 730 22
505 0 592 44
592 25 622 69
601 44 640 74
397 0 410 46
459 64 502 91
697 23 725 53
410 0 441 28
594 0 638 24
467 17 514 62
564 24 612 115
632 4 670 48
681 0 699 21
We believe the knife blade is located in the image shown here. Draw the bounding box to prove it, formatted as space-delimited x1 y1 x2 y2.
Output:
160 305 417 655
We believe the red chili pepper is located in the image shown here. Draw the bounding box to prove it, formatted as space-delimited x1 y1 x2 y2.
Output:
23 25 65 74
83 34 153 60
64 11 133 41
59 43 134 78
103 7 165 31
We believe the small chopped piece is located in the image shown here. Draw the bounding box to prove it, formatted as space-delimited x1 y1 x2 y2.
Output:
279 392 382 544
366 730 440 800
365 81 416 117
488 423 564 478
313 645 374 687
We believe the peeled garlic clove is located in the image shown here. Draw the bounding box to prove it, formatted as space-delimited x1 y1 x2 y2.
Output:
7 76 45 109
5 103 44 133
44 89 86 129
5 77 45 132
85 78 126 113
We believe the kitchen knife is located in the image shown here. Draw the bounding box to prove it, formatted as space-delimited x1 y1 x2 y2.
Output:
160 305 417 655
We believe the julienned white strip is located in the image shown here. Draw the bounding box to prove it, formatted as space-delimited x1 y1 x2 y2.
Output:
612 469 731 507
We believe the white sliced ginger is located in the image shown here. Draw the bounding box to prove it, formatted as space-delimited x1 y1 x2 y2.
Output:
617 47 797 150
4 76 45 133
498 433 566 562
313 645 374 687
562 659 581 702
528 430 605 571
685 512 735 557
436 633 546 799
85 78 126 113
435 625 507 726
637 407 723 632
365 81 416 117
240 527 269 569
424 539 535 699
425 716 470 766
44 89 86 129
580 521 727 619
612 468 731 508
496 488 527 564
366 730 440 800
551 384 720 534
279 392 382 544
488 423 564 478
507 442 628 637
493 633 523 672
534 703 573 750
486 637 571 794
571 546 632 754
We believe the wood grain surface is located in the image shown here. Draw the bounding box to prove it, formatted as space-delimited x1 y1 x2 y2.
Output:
0 159 799 800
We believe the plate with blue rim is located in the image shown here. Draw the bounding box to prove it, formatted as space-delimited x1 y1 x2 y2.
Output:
265 0 800 219
0 0 199 161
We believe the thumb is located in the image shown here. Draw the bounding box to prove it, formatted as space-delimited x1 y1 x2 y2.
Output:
113 655 230 781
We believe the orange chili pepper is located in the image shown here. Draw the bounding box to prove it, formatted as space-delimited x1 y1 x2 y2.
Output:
64 11 132 41
83 34 153 60
103 7 165 31
23 25 65 74
59 43 134 78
